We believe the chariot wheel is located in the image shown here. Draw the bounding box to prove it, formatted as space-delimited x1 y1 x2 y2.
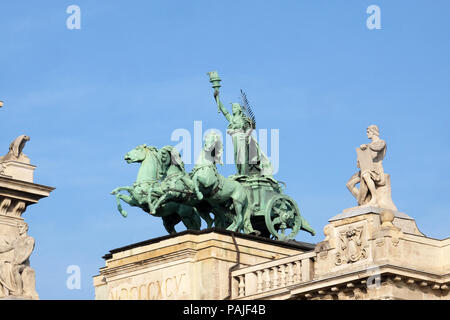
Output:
264 194 302 241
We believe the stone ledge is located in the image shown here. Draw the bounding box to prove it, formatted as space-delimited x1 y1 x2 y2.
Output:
103 228 315 260
330 206 414 222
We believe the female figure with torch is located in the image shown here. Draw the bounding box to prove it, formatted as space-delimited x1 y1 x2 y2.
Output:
207 71 271 177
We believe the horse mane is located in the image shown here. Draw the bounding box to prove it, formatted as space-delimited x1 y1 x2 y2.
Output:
213 136 223 165
204 132 223 165
161 146 185 171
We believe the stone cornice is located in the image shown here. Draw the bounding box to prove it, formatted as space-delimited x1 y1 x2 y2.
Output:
0 176 54 204
103 228 315 260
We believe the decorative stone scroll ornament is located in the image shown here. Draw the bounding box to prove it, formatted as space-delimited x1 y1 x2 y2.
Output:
335 226 367 265
346 125 398 211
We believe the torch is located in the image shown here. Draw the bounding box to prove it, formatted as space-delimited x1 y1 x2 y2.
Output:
207 71 221 113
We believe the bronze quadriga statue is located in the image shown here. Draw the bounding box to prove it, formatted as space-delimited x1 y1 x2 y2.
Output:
111 72 315 241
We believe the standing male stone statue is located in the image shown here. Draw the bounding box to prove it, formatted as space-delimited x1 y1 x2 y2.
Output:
346 125 398 211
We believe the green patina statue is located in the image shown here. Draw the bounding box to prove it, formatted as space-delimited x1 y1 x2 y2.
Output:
111 144 213 234
208 71 272 177
191 132 251 233
111 72 315 241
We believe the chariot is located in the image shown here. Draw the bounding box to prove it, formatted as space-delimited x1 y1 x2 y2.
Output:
233 175 314 241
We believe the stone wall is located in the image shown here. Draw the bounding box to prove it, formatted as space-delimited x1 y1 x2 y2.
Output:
93 229 313 300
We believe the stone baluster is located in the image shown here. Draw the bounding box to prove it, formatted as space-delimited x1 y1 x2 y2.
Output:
272 267 279 289
279 264 286 287
263 268 271 291
287 263 294 285
294 260 301 283
256 271 263 293
301 258 313 282
238 275 245 297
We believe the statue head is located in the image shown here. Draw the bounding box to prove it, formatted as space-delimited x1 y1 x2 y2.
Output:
231 103 243 116
18 223 29 236
366 125 380 139
124 144 148 163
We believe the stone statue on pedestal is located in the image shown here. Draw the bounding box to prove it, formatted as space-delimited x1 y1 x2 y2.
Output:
346 125 398 211
0 135 31 163
0 105 53 300
0 135 30 175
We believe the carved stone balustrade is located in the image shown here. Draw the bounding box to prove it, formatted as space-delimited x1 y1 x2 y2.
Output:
231 251 316 299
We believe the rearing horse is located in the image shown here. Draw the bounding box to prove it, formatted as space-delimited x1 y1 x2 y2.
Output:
111 144 202 234
191 132 250 232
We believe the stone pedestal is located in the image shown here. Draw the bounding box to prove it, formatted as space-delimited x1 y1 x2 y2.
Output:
94 207 449 300
0 168 54 299
93 229 314 300
0 161 35 183
230 206 449 300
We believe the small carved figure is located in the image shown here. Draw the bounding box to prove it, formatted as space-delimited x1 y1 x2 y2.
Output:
335 226 367 265
0 135 30 163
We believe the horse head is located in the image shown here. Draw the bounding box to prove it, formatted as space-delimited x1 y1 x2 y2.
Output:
203 132 223 165
124 144 161 181
124 144 150 164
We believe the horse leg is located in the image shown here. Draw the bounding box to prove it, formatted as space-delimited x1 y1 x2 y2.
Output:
115 193 136 218
236 189 258 235
197 209 214 229
225 184 249 232
111 186 133 197
241 200 259 235
192 174 204 200
226 199 245 232
178 205 201 230
152 193 171 213
146 186 155 213
190 207 202 230
211 206 231 230
162 214 179 234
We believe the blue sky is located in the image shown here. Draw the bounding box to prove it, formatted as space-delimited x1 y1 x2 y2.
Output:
0 1 449 299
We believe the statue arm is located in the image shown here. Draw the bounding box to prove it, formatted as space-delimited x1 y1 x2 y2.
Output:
0 240 14 253
368 140 386 151
214 91 232 122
